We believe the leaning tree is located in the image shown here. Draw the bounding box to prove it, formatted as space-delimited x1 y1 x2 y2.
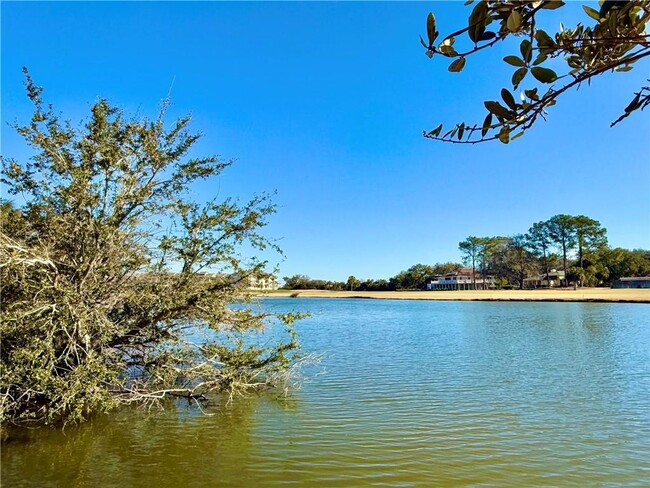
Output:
1 70 303 426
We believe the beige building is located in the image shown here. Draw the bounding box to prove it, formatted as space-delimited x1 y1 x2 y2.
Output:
523 270 565 288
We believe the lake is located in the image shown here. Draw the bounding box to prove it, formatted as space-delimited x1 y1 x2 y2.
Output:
2 298 649 487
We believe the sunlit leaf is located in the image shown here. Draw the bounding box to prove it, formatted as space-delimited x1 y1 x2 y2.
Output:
498 125 510 144
582 5 601 21
439 44 458 57
541 1 564 9
607 10 618 36
448 57 466 72
507 10 522 32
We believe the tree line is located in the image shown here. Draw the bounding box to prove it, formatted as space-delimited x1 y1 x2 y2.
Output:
283 214 650 291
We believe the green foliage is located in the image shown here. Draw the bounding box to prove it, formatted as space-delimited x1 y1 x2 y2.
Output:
458 236 483 286
346 275 361 291
391 264 435 290
0 72 302 426
422 1 650 143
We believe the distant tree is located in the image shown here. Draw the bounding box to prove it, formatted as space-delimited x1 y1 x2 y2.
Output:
421 1 650 143
459 236 482 288
431 262 463 275
478 236 509 289
358 278 391 291
526 221 553 284
593 247 650 284
282 275 312 289
0 72 301 426
493 234 538 289
402 264 436 289
572 215 608 280
346 275 361 291
547 214 577 286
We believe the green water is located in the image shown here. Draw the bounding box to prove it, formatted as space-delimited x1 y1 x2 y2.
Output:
3 299 649 487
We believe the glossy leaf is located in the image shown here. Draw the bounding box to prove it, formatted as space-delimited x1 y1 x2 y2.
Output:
531 66 558 83
427 13 438 46
484 101 514 119
468 1 489 43
534 29 555 48
511 67 528 88
504 55 525 67
481 113 493 137
532 53 547 66
479 31 497 41
520 40 532 63
501 88 517 111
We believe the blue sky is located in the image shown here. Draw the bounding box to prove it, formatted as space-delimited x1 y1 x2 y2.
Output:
2 1 649 282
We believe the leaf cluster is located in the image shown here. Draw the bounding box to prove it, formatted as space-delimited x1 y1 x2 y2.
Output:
422 1 650 144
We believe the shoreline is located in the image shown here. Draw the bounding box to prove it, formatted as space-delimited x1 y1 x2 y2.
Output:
258 288 650 303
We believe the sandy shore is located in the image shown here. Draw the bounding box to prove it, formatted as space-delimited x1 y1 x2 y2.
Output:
261 288 650 303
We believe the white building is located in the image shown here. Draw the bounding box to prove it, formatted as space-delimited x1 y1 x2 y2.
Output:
427 268 496 290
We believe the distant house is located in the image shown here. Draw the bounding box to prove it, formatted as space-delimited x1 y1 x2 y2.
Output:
229 272 279 290
427 268 495 290
613 277 650 289
247 275 279 290
523 269 565 289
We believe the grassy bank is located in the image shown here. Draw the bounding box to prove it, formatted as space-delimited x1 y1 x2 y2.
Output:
258 288 650 303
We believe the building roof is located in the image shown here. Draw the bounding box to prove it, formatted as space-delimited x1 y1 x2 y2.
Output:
617 277 650 281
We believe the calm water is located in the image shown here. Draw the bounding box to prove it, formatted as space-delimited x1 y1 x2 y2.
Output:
3 299 649 487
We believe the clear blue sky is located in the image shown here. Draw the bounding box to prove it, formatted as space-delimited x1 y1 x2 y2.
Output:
2 2 649 282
